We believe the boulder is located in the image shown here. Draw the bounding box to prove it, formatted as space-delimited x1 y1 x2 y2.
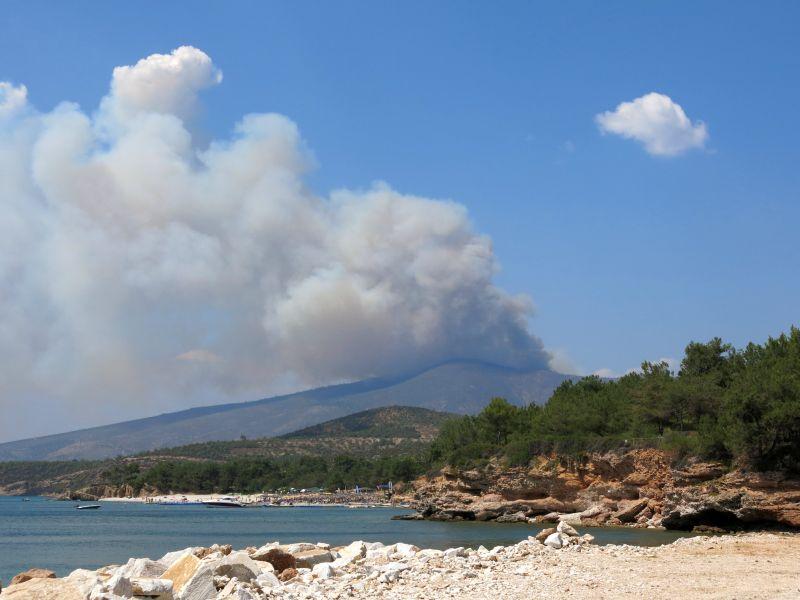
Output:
159 549 201 568
212 551 261 582
496 511 528 523
281 543 317 554
393 543 420 558
613 498 649 523
474 509 499 521
131 577 173 598
443 547 466 558
331 541 365 568
293 549 333 569
312 563 336 580
557 512 584 525
118 558 168 579
0 578 83 600
65 569 103 597
256 549 295 573
255 571 280 589
535 527 556 543
557 520 579 536
544 532 570 549
161 553 200 596
173 566 214 600
277 568 298 582
249 543 280 562
104 570 134 597
9 569 56 586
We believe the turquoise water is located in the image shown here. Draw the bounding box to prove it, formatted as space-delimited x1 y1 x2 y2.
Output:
0 496 699 582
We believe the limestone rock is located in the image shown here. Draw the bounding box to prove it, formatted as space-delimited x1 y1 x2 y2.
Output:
131 577 173 597
256 549 295 573
160 549 202 568
311 563 336 580
496 511 528 523
248 543 279 562
0 578 83 600
173 565 214 600
65 569 103 597
535 527 556 543
557 520 579 536
9 568 56 586
613 498 649 523
293 549 333 569
118 557 168 579
277 568 298 582
161 553 200 596
212 551 261 582
544 532 571 549
255 571 280 589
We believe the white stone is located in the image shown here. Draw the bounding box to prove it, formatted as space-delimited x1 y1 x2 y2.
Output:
131 577 173 596
393 543 420 557
65 569 103 597
255 571 280 589
118 557 169 579
557 520 579 537
544 532 564 549
332 541 366 568
312 563 336 580
176 565 215 600
443 547 466 558
282 542 317 554
212 551 261 582
160 548 201 567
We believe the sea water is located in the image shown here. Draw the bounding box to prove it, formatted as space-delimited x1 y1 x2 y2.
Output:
1 496 700 582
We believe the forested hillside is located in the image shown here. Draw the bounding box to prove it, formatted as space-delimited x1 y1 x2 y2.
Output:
431 327 800 472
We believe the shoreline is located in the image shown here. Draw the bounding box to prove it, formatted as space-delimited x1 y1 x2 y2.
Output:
2 531 798 599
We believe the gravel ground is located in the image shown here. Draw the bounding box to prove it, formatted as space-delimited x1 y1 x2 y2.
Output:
277 533 800 600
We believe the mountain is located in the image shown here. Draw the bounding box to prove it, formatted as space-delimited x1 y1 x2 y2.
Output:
139 406 455 462
0 406 456 496
0 361 574 461
282 405 452 440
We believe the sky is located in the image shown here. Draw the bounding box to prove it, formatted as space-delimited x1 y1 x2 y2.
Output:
1 2 798 441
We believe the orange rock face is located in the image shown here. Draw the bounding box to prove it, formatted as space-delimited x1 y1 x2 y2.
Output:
403 449 800 530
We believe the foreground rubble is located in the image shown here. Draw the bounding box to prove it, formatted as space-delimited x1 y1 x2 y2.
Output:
2 531 799 599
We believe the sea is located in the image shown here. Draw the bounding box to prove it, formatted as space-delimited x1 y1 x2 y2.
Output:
1 496 701 582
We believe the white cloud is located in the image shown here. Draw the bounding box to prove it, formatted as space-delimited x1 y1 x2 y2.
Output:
595 92 708 156
102 46 222 125
0 46 552 440
0 82 27 120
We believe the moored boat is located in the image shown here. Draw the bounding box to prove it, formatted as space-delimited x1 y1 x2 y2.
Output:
75 504 101 510
202 496 244 508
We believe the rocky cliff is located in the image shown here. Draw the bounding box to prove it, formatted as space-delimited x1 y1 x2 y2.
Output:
401 449 800 531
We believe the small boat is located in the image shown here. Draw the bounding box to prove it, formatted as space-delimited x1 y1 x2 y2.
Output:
75 504 101 510
202 496 244 508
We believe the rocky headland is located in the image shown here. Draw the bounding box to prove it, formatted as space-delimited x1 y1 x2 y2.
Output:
2 531 799 599
398 449 800 532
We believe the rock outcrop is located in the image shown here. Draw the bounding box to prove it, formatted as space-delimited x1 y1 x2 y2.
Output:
400 449 800 531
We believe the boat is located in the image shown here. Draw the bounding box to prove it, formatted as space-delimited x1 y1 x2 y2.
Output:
202 496 244 508
158 496 203 506
75 504 101 510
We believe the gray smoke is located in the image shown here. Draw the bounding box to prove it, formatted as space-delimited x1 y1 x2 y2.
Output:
0 47 551 440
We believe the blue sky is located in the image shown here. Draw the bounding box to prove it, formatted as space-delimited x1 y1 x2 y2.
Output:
2 1 798 377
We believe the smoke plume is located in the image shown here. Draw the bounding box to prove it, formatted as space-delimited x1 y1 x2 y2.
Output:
0 47 550 440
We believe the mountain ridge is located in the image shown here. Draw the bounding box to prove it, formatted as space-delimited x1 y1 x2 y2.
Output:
0 361 575 461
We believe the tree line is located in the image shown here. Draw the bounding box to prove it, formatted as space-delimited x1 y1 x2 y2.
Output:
429 327 800 472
